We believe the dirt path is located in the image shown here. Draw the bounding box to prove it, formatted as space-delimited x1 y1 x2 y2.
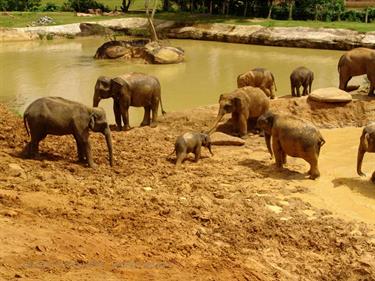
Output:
0 103 375 280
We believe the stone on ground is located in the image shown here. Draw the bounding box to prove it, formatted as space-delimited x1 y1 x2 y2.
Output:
210 132 245 146
308 87 352 103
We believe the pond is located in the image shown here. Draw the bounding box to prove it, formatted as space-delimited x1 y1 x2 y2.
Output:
0 37 346 125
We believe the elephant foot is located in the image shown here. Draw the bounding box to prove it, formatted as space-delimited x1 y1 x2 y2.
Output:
309 171 320 180
123 125 132 131
150 122 158 128
240 134 249 140
358 171 366 177
140 121 150 127
368 93 375 97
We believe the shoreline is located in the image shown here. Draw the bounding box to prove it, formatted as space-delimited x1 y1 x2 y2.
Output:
0 17 374 50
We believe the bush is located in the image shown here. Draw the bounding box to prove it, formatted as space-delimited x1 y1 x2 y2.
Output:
0 0 41 11
342 9 365 22
62 0 109 13
42 2 59 12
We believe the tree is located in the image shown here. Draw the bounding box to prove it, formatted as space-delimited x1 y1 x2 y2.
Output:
145 0 158 41
121 0 134 12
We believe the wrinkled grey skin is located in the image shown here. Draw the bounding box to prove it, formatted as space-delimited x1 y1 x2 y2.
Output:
93 72 165 131
23 97 113 168
290 66 314 97
237 68 277 99
208 86 270 138
257 111 325 180
357 123 375 182
172 132 213 166
338 47 375 96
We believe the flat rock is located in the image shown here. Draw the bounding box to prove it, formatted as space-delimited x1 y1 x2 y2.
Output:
308 87 352 103
210 132 245 146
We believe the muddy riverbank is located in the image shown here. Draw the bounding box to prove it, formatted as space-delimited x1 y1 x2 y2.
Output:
1 17 375 50
1 89 375 280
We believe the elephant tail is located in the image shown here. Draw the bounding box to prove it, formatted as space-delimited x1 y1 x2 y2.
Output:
316 136 325 156
160 97 166 115
23 115 30 137
337 54 345 73
271 72 277 92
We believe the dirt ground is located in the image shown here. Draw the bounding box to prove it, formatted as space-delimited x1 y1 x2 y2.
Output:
1 94 375 280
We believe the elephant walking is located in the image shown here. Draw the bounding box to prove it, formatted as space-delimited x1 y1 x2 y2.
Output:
23 97 113 168
208 86 270 138
93 72 166 131
257 112 325 180
357 123 375 182
290 66 314 97
338 47 375 96
237 68 277 99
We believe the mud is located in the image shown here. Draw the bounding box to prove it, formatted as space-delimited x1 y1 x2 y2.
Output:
1 96 375 280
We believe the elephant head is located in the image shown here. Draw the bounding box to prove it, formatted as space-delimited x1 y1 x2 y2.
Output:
89 107 113 166
256 111 275 158
207 93 242 134
237 71 254 88
93 76 112 107
199 133 213 156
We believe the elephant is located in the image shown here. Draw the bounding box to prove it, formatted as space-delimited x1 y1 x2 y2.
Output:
237 68 277 99
23 97 113 168
357 123 375 182
171 132 213 166
338 47 375 96
208 86 270 138
256 111 325 179
93 72 165 131
290 66 314 97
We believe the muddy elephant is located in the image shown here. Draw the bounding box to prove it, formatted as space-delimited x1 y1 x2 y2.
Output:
357 123 375 182
290 66 314 97
338 47 375 96
256 112 325 179
23 97 113 168
208 86 270 138
171 132 213 166
237 68 277 99
93 72 165 131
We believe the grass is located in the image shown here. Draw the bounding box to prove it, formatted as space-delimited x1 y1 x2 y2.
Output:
0 10 374 32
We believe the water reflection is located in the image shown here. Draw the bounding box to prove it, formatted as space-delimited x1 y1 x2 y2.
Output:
0 38 346 125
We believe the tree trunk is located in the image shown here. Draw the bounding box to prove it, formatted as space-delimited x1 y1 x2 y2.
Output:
145 0 158 42
121 0 132 12
365 7 369 23
288 1 294 20
163 0 169 11
267 3 274 19
209 0 212 14
244 0 248 17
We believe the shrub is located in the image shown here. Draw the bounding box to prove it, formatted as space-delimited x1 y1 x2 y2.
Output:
42 2 59 12
0 0 41 11
62 0 109 13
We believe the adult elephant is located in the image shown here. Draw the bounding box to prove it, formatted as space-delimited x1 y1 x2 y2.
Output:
357 123 375 182
237 68 277 99
23 97 113 168
93 72 165 131
207 86 270 138
338 47 375 96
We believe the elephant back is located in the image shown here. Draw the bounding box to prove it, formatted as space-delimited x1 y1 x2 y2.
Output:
235 86 270 118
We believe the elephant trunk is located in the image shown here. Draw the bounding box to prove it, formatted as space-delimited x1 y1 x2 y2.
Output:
104 126 113 166
93 92 101 107
207 111 225 135
265 132 273 159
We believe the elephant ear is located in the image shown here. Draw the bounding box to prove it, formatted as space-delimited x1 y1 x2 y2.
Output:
218 94 224 102
89 113 96 130
233 96 242 111
97 76 111 91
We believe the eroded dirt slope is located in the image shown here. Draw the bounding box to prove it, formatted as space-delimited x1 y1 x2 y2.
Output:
0 101 375 281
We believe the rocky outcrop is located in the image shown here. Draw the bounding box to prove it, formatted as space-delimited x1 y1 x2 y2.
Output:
167 24 375 50
94 39 184 64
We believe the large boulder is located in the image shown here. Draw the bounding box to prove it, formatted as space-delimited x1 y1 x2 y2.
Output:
210 132 245 146
308 87 352 103
144 42 184 64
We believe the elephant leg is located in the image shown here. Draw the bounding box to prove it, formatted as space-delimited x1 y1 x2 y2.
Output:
371 171 375 183
268 87 275 99
194 145 201 162
308 157 320 180
81 132 95 168
308 82 313 94
150 98 160 128
176 151 186 166
248 118 258 134
120 103 131 131
27 130 47 157
291 85 295 97
296 86 301 97
238 115 248 138
368 76 375 96
357 148 366 177
272 139 283 168
302 83 308 96
282 151 287 164
339 74 351 91
74 134 85 162
113 100 122 131
140 106 151 127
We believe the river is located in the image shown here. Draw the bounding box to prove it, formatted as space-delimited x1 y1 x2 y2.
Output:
0 37 346 125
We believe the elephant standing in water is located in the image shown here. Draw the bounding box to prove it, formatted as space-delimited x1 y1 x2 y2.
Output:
23 97 113 168
290 66 314 97
357 123 375 182
257 112 325 180
237 68 277 99
338 47 375 96
208 86 270 138
93 72 166 131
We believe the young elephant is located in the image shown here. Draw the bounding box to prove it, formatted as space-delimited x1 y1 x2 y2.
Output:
172 132 213 166
290 66 314 97
237 68 277 99
257 112 325 179
23 97 113 168
357 123 375 182
208 86 270 138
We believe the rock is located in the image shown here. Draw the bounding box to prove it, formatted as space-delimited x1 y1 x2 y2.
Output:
308 87 352 103
210 132 245 146
145 42 184 64
8 163 26 178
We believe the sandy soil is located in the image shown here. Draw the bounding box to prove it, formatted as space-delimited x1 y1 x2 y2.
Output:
1 97 375 280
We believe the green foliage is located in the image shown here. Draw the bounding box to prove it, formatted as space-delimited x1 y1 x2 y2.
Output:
41 2 59 11
0 0 41 11
61 0 109 12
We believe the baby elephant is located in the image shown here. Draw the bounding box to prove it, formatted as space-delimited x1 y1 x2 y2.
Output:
257 112 325 179
172 132 213 166
357 123 375 182
290 66 314 97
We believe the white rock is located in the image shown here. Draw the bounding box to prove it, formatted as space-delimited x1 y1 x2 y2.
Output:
308 87 352 103
210 132 246 146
